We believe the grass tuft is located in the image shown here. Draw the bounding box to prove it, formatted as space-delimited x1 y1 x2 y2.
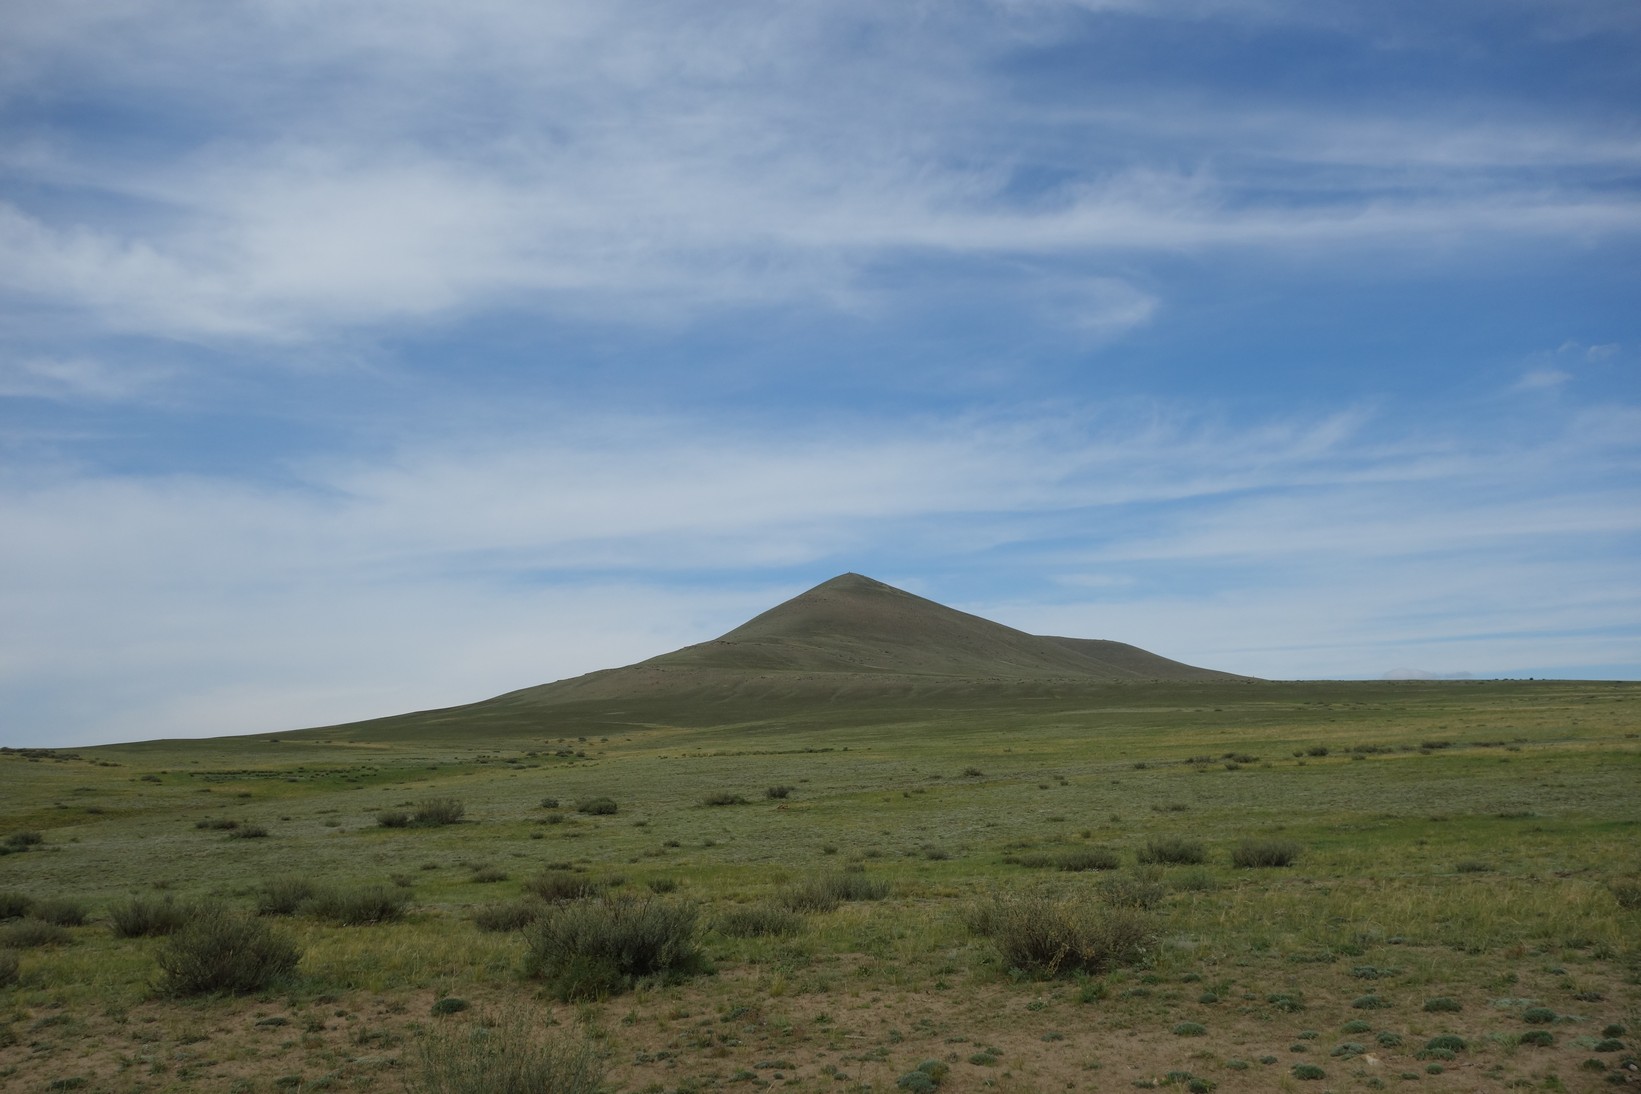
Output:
108 895 190 938
410 1009 602 1094
715 902 805 938
414 798 465 826
304 885 411 925
1137 837 1206 865
1230 839 1300 868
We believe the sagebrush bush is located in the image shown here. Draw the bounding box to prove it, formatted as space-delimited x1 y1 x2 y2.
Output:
521 873 607 904
32 897 88 927
0 918 70 948
155 904 300 996
257 876 316 916
716 902 805 938
410 1009 602 1094
471 901 541 933
4 831 43 850
1231 839 1301 868
414 798 465 826
1137 837 1207 865
968 891 1155 978
522 896 706 1000
377 810 411 828
766 785 794 800
304 885 410 926
108 895 190 938
0 891 34 919
778 872 890 912
576 797 618 816
0 949 17 987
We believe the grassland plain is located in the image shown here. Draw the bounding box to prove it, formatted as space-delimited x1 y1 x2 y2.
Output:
1 680 1638 1093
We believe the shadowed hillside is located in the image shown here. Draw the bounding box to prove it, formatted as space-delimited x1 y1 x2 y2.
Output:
290 573 1249 741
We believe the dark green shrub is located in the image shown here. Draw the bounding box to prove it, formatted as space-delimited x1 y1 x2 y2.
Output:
1423 996 1461 1012
701 792 748 807
469 866 508 884
0 891 32 919
1593 1038 1625 1052
716 903 804 938
1425 1035 1467 1053
429 997 469 1016
1376 1032 1403 1047
4 831 43 850
0 949 17 986
645 877 678 894
195 817 239 830
522 896 706 1001
1291 1064 1325 1080
895 1058 948 1091
108 896 190 938
1020 848 1121 872
471 901 541 933
0 918 69 948
778 872 889 912
227 824 269 839
1231 839 1300 868
1352 994 1391 1009
257 876 316 916
968 891 1155 978
377 811 411 828
412 1010 602 1094
305 885 410 925
538 798 559 809
1523 1007 1557 1025
1173 1022 1207 1036
1266 992 1306 1013
1519 1030 1554 1047
521 873 606 904
155 904 300 995
32 898 87 927
576 797 618 816
1603 1024 1627 1037
766 786 795 800
1340 1020 1372 1034
1137 837 1206 865
414 799 465 826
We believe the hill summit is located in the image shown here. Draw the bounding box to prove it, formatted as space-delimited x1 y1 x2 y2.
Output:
522 573 1243 704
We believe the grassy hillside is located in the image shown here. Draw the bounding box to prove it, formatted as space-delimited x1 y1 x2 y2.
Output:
1 679 1638 1092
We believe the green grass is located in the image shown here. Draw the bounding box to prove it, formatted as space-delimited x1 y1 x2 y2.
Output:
0 679 1636 1090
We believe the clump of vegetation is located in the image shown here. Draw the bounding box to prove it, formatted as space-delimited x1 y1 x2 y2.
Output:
778 872 890 912
429 997 469 1016
1522 1006 1557 1025
576 797 618 816
522 896 707 1001
1173 1021 1207 1036
472 901 541 933
412 1009 602 1094
1291 1063 1326 1080
32 898 87 927
1018 848 1121 872
967 891 1155 978
469 866 508 884
1608 877 1641 910
1424 1035 1467 1053
2 831 44 853
0 918 70 948
522 873 607 904
895 1059 948 1092
108 895 190 938
1352 994 1391 1009
1231 839 1300 868
766 785 795 800
701 792 749 807
1423 996 1462 1013
256 876 317 916
227 824 270 839
155 904 300 996
716 902 805 938
304 885 411 926
0 949 18 987
1137 837 1206 865
1518 1030 1554 1047
414 798 466 826
1098 868 1167 909
0 891 33 919
377 810 411 828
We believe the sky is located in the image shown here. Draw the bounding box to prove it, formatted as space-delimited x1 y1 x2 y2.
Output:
3 0 1639 747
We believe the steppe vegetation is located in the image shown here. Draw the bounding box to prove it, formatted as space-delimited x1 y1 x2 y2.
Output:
0 679 1638 1092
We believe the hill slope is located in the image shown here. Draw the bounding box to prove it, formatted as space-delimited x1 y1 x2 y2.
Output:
507 573 1244 705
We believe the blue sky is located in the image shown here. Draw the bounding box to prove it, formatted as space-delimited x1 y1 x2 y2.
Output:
3 0 1638 746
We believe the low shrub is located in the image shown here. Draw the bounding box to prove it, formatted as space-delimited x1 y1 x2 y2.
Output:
155 904 300 995
1291 1064 1326 1080
1099 868 1167 909
646 877 678 894
521 873 607 904
522 896 707 1000
1423 996 1462 1013
305 885 410 926
377 810 411 828
1424 1035 1467 1053
1609 878 1641 910
716 902 804 938
469 866 508 884
32 898 88 927
227 824 269 839
0 949 17 987
414 799 465 826
0 918 70 948
1173 1022 1207 1036
1019 848 1121 872
701 792 748 807
471 901 541 933
1519 1030 1554 1047
3 831 43 851
1137 837 1206 865
766 786 795 800
778 872 890 912
412 1009 602 1094
108 895 190 938
968 891 1156 978
895 1059 948 1092
257 877 316 916
1522 1007 1557 1025
0 891 32 919
1352 994 1391 1009
1231 839 1300 868
576 797 618 816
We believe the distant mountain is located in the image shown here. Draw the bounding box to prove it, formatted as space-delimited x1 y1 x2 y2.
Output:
509 573 1245 705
